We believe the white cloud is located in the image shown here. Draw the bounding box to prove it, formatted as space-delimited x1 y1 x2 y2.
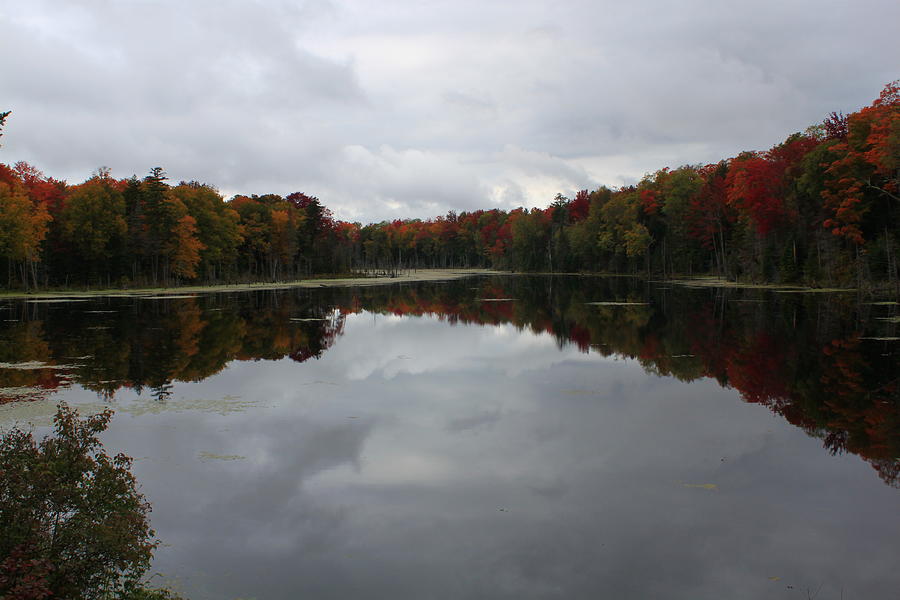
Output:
1 0 897 222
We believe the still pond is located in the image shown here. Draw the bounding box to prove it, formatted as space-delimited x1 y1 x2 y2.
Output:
1 275 898 599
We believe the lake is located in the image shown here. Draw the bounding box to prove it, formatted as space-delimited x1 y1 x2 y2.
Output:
1 275 898 599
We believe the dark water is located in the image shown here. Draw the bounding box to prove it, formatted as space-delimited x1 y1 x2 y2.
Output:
1 275 898 599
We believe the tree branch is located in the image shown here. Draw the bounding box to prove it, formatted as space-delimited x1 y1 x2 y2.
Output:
866 181 900 203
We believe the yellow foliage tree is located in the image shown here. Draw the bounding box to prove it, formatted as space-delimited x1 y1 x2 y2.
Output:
0 180 51 289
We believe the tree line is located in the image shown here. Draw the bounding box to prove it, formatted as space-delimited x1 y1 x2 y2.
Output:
0 81 897 290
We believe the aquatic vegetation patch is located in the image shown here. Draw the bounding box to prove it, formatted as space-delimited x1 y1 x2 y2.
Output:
585 301 648 306
0 386 52 401
198 451 246 461
0 399 107 426
773 288 857 294
683 483 718 490
0 361 55 370
122 395 264 417
667 277 855 292
0 360 80 370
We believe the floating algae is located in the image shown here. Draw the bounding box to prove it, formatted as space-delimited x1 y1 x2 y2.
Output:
0 386 53 401
0 361 81 370
198 452 246 461
0 396 82 426
668 277 856 293
773 288 856 294
586 301 648 306
0 361 54 370
683 483 718 491
121 395 263 417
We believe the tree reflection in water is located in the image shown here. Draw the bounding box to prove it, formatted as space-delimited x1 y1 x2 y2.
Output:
1 275 897 487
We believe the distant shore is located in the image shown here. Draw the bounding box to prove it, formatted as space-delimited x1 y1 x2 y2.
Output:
0 268 503 300
1 270 877 300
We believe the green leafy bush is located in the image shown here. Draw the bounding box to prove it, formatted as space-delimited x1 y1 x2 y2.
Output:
0 403 178 599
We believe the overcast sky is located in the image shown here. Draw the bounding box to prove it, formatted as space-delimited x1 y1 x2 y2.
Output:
1 0 897 222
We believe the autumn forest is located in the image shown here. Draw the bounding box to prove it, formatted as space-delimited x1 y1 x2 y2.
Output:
0 82 898 291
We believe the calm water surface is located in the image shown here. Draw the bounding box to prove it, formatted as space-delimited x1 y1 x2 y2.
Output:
1 275 898 599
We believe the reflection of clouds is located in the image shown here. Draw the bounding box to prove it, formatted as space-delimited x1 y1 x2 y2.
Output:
318 452 457 487
338 315 600 380
445 409 503 434
21 311 900 600
102 404 376 594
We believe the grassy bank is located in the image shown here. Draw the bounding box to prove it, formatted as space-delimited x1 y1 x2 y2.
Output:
0 269 502 300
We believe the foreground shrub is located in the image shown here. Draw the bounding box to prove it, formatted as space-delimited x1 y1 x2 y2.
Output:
0 403 179 599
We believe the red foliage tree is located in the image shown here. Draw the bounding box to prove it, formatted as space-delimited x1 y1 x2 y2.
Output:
726 153 793 236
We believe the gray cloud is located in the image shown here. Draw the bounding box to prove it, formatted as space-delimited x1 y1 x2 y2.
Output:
1 0 897 222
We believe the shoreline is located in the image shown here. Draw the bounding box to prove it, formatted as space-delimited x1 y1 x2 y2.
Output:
0 268 503 300
0 270 881 300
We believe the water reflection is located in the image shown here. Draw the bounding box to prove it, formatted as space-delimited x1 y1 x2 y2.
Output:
97 309 898 599
2 276 897 488
2 277 900 598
